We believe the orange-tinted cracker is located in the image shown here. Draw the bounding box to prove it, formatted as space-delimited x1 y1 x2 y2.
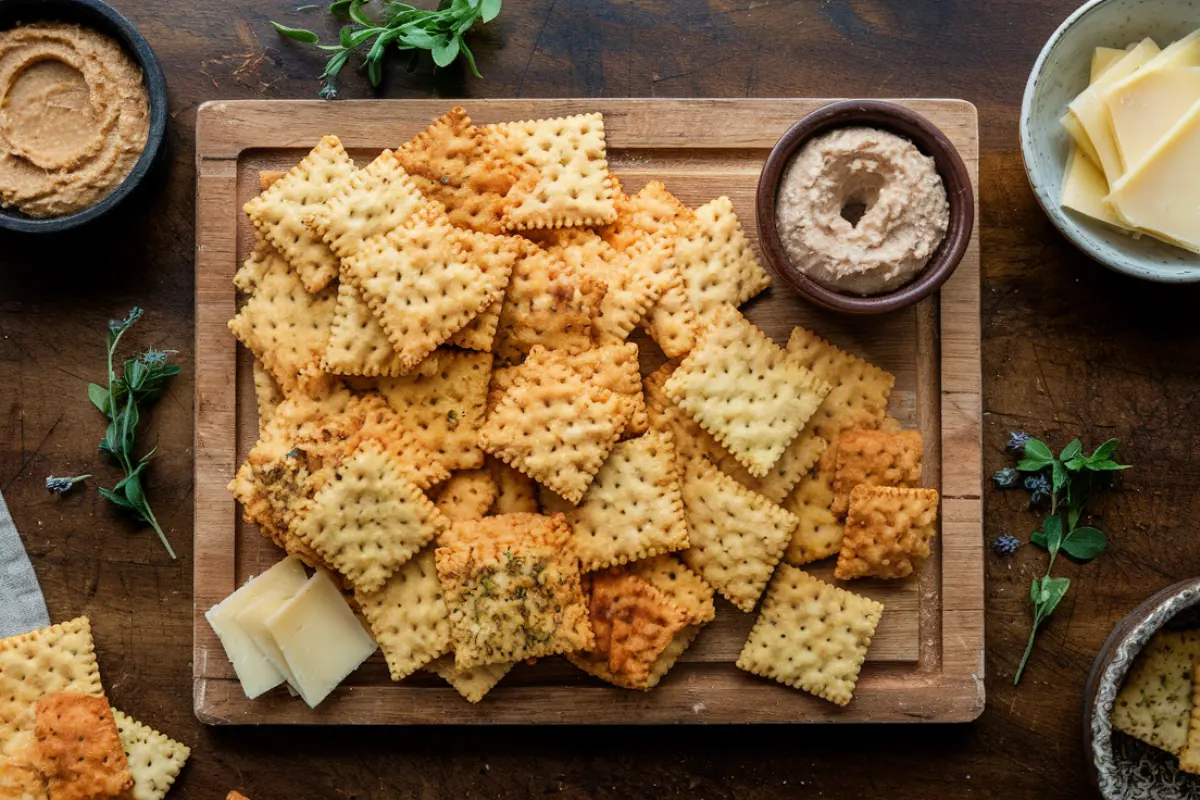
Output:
627 554 716 625
32 693 132 800
782 446 843 565
836 485 940 580
445 230 525 352
831 429 923 518
786 326 894 442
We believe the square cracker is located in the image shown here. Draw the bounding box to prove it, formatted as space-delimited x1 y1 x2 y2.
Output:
673 195 771 314
479 361 631 504
110 710 190 800
227 251 336 392
355 547 452 681
737 565 883 706
234 236 276 295
680 458 798 612
787 326 894 441
627 554 716 625
486 456 540 514
342 205 508 373
0 617 104 760
1180 660 1200 773
295 440 450 594
831 429 923 518
523 343 648 436
836 485 939 580
445 231 525 352
371 349 494 470
540 432 689 572
642 361 726 465
782 464 843 565
425 655 513 704
435 513 592 668
243 135 356 293
1112 631 1200 756
718 419 827 504
307 149 428 259
666 305 831 478
433 470 497 522
492 244 605 365
321 281 412 378
33 693 132 800
492 113 616 230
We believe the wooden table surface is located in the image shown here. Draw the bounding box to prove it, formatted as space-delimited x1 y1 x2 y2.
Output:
2 1 1197 797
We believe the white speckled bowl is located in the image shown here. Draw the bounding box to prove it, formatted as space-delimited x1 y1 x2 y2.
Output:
1021 0 1200 282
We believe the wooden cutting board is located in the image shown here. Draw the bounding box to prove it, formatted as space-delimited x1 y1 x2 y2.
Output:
193 98 982 724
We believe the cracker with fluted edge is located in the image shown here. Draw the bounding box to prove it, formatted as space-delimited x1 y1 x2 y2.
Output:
355 547 451 681
523 343 648 436
540 432 688 571
602 179 691 251
1112 631 1200 756
718 419 827 504
32 693 132 800
111 709 190 800
486 456 539 514
295 440 450 593
252 359 283 433
680 458 798 612
836 485 939 581
831 429 923 518
426 655 513 704
321 282 407 377
737 565 883 706
666 305 830 478
782 448 843 566
445 230 525 352
479 362 631 504
234 236 277 294
433 469 497 522
643 361 726 465
244 135 355 293
787 326 894 441
627 554 716 625
673 195 771 314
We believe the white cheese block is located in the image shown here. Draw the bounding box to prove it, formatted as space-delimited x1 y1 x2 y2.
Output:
204 556 309 699
265 569 379 709
236 590 303 694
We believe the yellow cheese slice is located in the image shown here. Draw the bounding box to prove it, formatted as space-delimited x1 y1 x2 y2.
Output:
1106 67 1200 171
1062 49 1129 171
1092 46 1127 81
1067 38 1161 183
1107 98 1200 252
236 590 303 695
1062 111 1101 169
204 556 309 699
265 568 379 708
1061 146 1135 231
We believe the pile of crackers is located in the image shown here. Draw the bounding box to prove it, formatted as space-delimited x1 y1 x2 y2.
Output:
1112 629 1200 773
0 618 190 800
226 105 940 708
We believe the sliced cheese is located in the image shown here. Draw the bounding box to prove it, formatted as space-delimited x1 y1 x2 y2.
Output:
236 590 303 694
204 556 309 699
1106 67 1200 171
1062 49 1129 171
1092 46 1127 81
1107 98 1200 253
265 568 379 708
1067 38 1161 183
1061 145 1134 231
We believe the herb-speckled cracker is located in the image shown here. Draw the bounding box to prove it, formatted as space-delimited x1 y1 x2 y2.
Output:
445 230 525 352
737 565 883 706
836 485 939 581
541 432 688 572
425 655 513 704
32 693 132 800
479 361 631 504
1111 631 1200 755
673 195 771 314
787 326 894 442
355 547 451 681
111 709 190 800
244 135 356 293
666 305 831 478
435 513 592 668
680 458 798 612
831 429 923 518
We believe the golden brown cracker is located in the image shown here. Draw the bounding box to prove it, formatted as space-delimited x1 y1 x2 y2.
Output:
523 343 648 435
258 170 287 190
836 485 939 581
320 281 407 378
32 694 131 800
782 467 843 565
626 554 716 625
251 359 283 434
601 180 691 251
355 547 452 681
831 429 923 518
486 456 540 514
1112 631 1200 755
425 655 513 703
234 236 277 295
673 195 771 314
642 361 726 465
786 326 894 441
445 230 525 352
432 470 497 522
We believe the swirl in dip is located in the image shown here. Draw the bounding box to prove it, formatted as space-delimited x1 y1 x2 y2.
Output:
775 127 949 296
0 23 149 218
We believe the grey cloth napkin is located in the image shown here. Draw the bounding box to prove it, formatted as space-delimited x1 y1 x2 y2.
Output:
0 489 50 637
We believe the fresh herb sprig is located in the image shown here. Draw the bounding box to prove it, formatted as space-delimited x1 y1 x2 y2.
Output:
87 308 181 559
994 433 1130 684
272 0 502 99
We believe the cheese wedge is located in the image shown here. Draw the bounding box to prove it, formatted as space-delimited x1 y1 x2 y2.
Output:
1107 98 1200 253
1061 146 1134 231
265 569 379 708
204 556 309 699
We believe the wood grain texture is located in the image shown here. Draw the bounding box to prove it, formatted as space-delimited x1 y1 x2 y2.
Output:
1 0 1192 796
193 98 982 724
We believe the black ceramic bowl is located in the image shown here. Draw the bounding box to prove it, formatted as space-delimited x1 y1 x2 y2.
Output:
756 100 974 315
0 0 167 233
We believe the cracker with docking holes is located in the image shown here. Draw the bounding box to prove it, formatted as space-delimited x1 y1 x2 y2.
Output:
737 565 883 706
540 432 689 572
782 461 844 566
492 244 605 365
680 458 798 612
491 113 616 230
435 513 592 668
321 282 410 378
836 485 939 581
432 469 497 522
486 455 540 514
426 655 514 704
295 440 450 594
523 343 648 436
370 349 494 471
341 205 507 373
666 305 831 478
1180 660 1200 773
673 195 771 314
355 547 452 681
0 617 104 760
1111 630 1200 756
259 170 286 190
307 149 428 259
111 710 190 800
227 251 337 393
32 693 132 800
244 135 356 293
718 418 827 504
397 107 527 235
234 236 277 295
831 429 923 518
787 326 894 441
479 362 631 504
627 554 716 625
445 230 525 352
643 361 726 465
252 359 283 433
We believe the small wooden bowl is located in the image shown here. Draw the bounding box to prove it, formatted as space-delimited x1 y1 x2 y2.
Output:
755 100 974 315
1083 577 1200 798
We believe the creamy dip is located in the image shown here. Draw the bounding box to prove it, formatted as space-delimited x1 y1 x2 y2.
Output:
0 23 150 218
775 126 949 296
